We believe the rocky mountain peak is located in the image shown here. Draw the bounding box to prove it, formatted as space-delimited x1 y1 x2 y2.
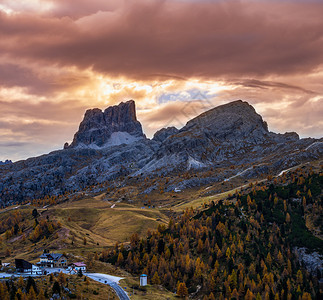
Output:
67 100 144 148
182 99 269 141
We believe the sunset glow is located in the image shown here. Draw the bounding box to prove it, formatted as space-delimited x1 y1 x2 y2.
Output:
0 0 322 161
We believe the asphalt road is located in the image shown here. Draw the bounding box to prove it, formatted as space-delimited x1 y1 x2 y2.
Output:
86 273 130 300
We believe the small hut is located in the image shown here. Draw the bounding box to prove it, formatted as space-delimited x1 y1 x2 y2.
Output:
140 274 147 286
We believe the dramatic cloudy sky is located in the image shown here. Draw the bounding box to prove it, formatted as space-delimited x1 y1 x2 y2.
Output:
0 0 322 161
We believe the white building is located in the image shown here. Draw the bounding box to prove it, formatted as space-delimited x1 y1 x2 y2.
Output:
32 265 42 275
68 262 86 274
15 259 42 275
1 263 10 268
39 252 67 268
140 274 147 286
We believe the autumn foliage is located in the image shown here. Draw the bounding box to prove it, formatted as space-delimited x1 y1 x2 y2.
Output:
102 170 322 298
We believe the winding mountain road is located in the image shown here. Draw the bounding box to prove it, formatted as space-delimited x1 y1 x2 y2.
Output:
86 273 130 300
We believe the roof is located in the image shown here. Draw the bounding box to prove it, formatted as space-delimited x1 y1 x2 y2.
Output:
51 253 64 261
72 262 86 267
39 253 65 261
15 259 32 270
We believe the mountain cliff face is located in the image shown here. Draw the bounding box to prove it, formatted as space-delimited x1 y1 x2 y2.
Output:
0 99 322 206
67 100 144 148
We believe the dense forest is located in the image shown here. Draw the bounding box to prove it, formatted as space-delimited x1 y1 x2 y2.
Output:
103 169 323 299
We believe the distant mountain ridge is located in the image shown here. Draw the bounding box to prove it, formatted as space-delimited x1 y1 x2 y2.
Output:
0 99 322 206
0 160 12 165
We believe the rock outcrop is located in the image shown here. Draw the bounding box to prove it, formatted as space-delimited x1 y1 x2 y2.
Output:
183 100 269 141
67 100 144 148
153 127 179 142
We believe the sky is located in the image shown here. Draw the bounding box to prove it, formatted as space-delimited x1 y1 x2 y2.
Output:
0 0 322 161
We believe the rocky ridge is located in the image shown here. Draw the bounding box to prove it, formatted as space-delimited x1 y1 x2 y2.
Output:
0 160 12 165
0 99 322 206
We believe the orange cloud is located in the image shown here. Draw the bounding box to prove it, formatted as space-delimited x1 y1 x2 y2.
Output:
1 1 323 79
0 0 322 161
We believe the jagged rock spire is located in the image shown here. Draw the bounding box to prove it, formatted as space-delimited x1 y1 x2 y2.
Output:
66 100 144 148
